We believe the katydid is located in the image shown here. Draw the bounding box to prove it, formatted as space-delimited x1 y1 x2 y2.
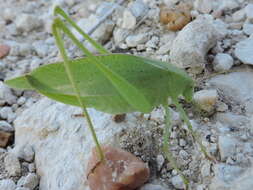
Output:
5 6 214 188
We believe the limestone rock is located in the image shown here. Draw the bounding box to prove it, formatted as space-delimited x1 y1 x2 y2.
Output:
4 152 21 176
218 136 238 161
0 82 17 105
13 98 147 190
235 37 253 65
170 15 227 73
15 14 43 33
231 167 253 190
213 53 233 72
17 173 39 189
0 179 16 190
193 89 218 112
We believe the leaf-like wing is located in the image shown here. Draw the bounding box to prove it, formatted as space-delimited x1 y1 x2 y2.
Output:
5 54 194 114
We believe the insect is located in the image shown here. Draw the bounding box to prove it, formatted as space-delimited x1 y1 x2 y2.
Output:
5 6 213 189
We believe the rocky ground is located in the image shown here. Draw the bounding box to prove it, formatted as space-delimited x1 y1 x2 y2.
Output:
1 0 253 190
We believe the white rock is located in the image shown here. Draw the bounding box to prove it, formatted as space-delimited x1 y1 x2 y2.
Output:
232 167 253 190
0 179 16 190
194 0 213 14
170 15 227 73
0 82 17 104
126 33 149 47
193 89 218 112
129 0 148 19
140 183 168 190
218 0 239 11
13 98 147 190
201 162 211 177
156 154 165 171
218 136 238 161
17 173 39 189
232 9 246 22
113 28 128 44
72 15 114 43
209 69 253 110
0 106 16 123
243 22 253 35
14 145 35 162
28 163 36 173
4 153 21 176
171 175 185 189
33 41 49 58
15 14 42 33
245 4 253 22
235 37 253 65
17 97 26 106
0 121 14 132
209 164 245 190
213 53 233 72
157 32 176 55
122 9 136 29
0 61 6 71
2 8 16 21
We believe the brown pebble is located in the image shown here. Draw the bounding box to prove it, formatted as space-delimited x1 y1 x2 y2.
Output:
0 44 10 59
160 3 192 31
87 145 150 190
113 114 126 123
0 131 13 148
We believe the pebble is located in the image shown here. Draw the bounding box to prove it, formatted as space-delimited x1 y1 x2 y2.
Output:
194 0 213 14
17 97 26 106
0 82 17 105
0 121 14 132
4 153 21 176
17 145 35 162
0 44 11 59
15 187 30 190
156 154 165 171
15 13 43 33
232 9 246 22
218 135 238 161
171 175 185 189
28 163 36 173
213 53 233 72
0 179 16 190
245 4 253 22
125 33 149 47
17 173 39 189
0 106 16 123
235 37 253 65
170 15 227 73
243 22 253 35
193 89 218 112
122 9 136 29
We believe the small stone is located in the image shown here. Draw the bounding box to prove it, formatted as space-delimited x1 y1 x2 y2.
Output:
4 153 21 176
15 14 42 33
139 183 168 190
0 121 14 132
17 173 39 189
0 131 13 148
213 53 233 72
122 9 136 29
17 97 26 106
156 154 165 171
126 33 149 47
0 179 16 190
171 175 185 189
0 107 16 123
17 145 35 162
0 44 11 59
87 145 150 190
245 4 253 22
201 162 211 177
0 82 17 104
179 139 186 147
216 101 228 112
235 37 253 65
232 9 246 22
194 0 213 14
193 89 218 112
243 22 253 35
218 135 238 161
145 36 159 49
28 163 36 173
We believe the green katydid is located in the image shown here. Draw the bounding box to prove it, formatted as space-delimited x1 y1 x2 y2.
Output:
5 6 214 188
